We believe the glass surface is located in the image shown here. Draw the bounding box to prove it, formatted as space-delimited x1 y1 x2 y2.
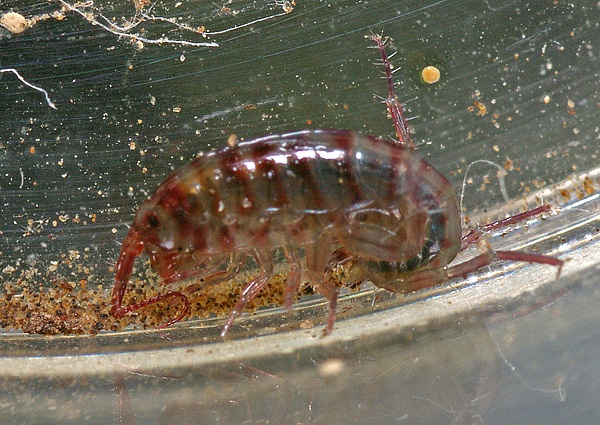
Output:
1 0 599 423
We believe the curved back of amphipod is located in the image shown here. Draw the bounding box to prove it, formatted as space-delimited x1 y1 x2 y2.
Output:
112 127 462 334
111 34 561 336
133 129 460 264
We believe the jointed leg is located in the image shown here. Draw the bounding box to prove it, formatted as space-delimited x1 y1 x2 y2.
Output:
111 291 190 329
282 246 303 310
305 234 339 335
461 205 553 249
331 205 562 296
113 254 244 328
375 205 562 293
220 249 275 337
380 249 562 294
181 253 245 295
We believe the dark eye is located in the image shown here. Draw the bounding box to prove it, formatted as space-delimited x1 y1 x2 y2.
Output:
144 211 161 229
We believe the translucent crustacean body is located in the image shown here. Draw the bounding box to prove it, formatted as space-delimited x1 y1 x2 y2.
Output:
111 35 562 336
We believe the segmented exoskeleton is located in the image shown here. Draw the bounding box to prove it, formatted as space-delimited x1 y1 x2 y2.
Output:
111 35 562 336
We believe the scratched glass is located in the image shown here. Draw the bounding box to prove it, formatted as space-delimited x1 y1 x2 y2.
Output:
0 0 598 424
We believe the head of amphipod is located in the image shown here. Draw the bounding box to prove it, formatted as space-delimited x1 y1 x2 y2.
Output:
111 192 210 321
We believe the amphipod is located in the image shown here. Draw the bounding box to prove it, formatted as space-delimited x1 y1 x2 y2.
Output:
111 35 562 336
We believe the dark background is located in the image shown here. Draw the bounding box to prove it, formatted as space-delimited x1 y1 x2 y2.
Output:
0 1 598 424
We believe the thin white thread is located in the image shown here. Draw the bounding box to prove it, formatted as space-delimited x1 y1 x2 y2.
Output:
1 68 57 109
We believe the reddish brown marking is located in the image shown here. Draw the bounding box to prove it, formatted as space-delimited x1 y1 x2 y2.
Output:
192 229 207 253
258 157 289 211
159 182 191 220
331 129 353 152
221 146 258 217
289 154 328 212
111 34 562 337
335 134 366 206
